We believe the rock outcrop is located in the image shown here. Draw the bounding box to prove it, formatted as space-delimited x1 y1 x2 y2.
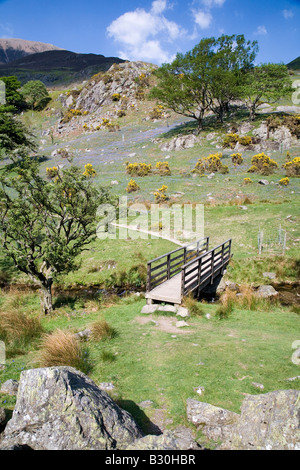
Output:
187 390 300 450
0 366 143 450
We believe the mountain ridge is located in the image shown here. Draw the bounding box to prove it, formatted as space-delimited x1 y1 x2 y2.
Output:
0 38 64 64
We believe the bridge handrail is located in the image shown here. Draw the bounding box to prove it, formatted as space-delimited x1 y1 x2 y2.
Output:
146 237 209 292
181 239 232 297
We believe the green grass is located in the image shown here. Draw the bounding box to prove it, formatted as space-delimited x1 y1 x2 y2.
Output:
0 293 299 438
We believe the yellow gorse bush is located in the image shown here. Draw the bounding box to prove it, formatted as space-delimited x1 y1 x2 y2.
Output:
126 162 152 177
283 157 300 177
231 153 243 166
279 177 290 186
126 179 140 192
247 153 278 175
192 153 228 174
83 164 96 178
155 161 171 175
243 177 252 184
154 184 168 203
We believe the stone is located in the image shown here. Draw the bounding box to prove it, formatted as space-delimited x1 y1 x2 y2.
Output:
256 285 279 299
0 379 19 396
258 179 269 185
0 366 143 450
138 400 154 409
141 304 159 314
125 431 182 450
220 390 300 450
161 134 199 152
74 328 92 341
98 382 115 392
176 307 190 318
157 304 177 313
262 272 276 280
187 399 239 442
176 321 189 328
251 382 264 391
0 407 6 427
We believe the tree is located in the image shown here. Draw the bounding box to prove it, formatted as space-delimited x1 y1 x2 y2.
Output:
240 63 293 120
149 35 258 131
0 76 26 113
207 35 258 123
0 112 36 160
0 158 113 314
21 80 51 110
149 38 216 132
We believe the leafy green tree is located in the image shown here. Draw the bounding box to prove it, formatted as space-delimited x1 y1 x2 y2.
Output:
0 158 112 314
207 35 258 123
0 76 25 113
21 80 51 110
149 35 258 131
240 63 293 120
149 37 216 132
0 112 36 160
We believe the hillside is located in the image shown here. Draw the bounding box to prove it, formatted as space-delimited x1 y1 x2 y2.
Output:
0 49 126 86
287 55 300 71
0 38 63 65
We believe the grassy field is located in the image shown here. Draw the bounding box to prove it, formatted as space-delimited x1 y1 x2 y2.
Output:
0 73 299 445
0 291 299 443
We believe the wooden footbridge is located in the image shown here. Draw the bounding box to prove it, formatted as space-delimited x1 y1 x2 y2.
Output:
146 238 232 305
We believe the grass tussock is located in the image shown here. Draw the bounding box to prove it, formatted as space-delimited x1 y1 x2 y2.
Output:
215 289 236 319
183 295 204 316
0 310 44 354
89 318 117 341
36 329 91 373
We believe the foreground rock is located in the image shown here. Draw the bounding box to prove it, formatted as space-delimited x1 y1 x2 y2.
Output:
187 390 300 450
0 367 143 450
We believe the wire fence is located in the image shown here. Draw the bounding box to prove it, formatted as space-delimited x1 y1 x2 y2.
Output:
258 225 287 255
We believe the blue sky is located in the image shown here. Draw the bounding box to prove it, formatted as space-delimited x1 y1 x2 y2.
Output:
0 0 299 65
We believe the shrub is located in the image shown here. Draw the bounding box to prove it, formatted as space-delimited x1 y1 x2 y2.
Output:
231 153 243 166
222 133 239 149
126 179 140 192
243 177 252 185
112 93 121 101
149 105 164 120
126 162 152 177
154 185 168 203
37 329 90 373
283 157 300 177
247 153 278 175
155 161 171 176
238 136 252 146
279 177 290 186
192 153 228 174
83 164 96 178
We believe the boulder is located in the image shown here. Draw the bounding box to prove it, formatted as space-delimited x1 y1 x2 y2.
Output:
161 134 199 152
256 285 279 299
220 390 300 450
188 390 300 450
0 366 143 450
0 379 19 396
187 399 239 442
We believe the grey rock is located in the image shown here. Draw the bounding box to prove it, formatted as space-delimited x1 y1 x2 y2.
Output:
74 328 92 341
258 179 269 185
0 379 19 396
157 304 177 313
176 321 189 328
176 307 190 318
220 390 300 450
141 304 159 314
0 366 143 450
256 285 279 299
125 431 182 450
262 272 276 280
98 382 115 391
0 407 6 427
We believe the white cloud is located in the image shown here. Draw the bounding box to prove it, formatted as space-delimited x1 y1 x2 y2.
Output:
201 0 226 7
254 25 268 36
106 1 184 64
192 10 213 29
282 9 294 19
